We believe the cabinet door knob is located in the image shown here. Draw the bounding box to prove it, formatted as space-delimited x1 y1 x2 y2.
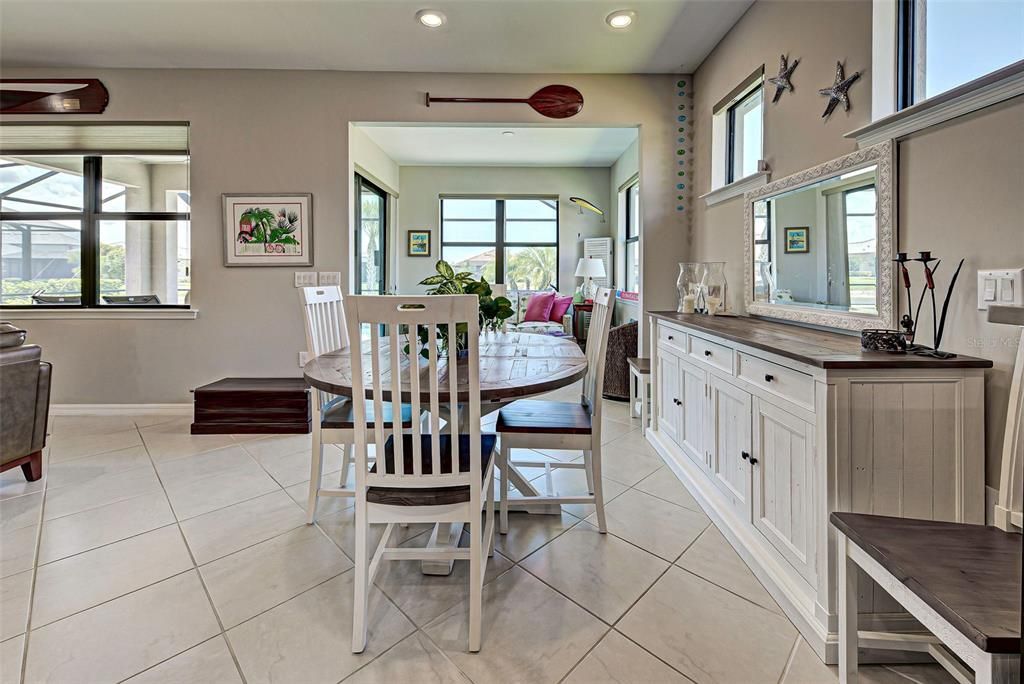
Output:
673 398 681 405
667 335 674 340
704 350 712 357
749 456 759 465
764 374 774 382
741 451 750 460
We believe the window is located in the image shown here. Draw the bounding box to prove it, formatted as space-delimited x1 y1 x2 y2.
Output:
623 181 640 293
354 174 387 295
752 199 771 299
899 0 1024 107
440 197 558 290
1 155 190 307
727 85 763 183
843 186 877 311
711 67 764 191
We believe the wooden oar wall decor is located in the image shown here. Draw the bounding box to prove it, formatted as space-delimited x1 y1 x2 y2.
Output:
426 85 583 119
1 79 109 114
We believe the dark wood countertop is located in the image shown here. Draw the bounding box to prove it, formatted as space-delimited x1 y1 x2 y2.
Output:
649 312 993 370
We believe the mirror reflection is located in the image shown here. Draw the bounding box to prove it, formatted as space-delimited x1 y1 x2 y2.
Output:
752 165 878 314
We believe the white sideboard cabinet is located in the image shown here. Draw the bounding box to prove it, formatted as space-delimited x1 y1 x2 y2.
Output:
647 312 991 664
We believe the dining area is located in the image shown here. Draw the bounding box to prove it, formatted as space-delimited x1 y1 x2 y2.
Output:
298 285 615 654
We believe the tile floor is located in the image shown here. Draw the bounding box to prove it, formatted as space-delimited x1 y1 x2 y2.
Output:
0 386 957 683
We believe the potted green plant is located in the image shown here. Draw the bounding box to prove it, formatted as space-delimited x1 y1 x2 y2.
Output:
409 260 514 358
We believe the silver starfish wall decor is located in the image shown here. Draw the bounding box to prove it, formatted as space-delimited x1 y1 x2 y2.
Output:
819 61 861 119
768 54 799 103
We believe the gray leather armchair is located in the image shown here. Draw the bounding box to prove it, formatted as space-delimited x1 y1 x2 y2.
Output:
0 323 51 481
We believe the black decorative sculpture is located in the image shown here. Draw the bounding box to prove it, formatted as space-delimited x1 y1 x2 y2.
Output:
818 62 860 119
768 54 800 104
895 251 965 358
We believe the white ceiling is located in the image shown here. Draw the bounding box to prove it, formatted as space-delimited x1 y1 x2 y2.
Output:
358 125 638 166
0 0 752 73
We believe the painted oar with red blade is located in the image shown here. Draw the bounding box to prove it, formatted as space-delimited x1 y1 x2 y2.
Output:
426 85 583 119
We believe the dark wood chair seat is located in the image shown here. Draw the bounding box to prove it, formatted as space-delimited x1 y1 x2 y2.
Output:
321 398 413 429
367 433 496 506
831 512 1022 654
496 399 592 434
627 357 650 374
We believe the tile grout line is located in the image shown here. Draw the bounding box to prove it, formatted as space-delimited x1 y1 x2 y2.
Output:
16 446 50 684
776 633 804 684
113 634 227 684
136 424 251 684
551 516 710 684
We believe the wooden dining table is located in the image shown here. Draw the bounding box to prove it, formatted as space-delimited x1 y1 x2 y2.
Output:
303 330 587 574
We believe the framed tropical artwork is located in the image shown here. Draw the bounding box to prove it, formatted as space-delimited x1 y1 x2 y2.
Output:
407 230 431 257
223 193 313 266
784 226 810 254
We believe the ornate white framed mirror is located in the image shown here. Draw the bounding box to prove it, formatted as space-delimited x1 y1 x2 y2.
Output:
743 140 895 332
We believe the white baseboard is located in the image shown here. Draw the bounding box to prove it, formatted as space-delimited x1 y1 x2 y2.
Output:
50 404 191 416
985 485 999 526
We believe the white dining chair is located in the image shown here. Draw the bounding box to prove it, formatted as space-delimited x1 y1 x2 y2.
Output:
495 287 615 533
299 286 413 523
344 293 497 653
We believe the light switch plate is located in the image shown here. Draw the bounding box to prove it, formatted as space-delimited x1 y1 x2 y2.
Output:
318 271 342 286
977 268 1024 310
294 271 318 288
298 351 309 367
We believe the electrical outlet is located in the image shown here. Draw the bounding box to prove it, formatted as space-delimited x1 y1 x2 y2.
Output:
294 272 317 288
318 271 341 286
298 351 310 367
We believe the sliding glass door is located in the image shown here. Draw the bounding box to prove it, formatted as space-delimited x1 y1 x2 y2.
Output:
354 174 387 294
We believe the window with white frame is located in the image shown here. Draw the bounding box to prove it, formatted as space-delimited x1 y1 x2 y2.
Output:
711 68 764 190
727 87 763 183
898 0 1024 107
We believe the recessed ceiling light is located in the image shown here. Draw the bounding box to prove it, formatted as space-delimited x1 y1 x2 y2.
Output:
606 10 636 29
501 130 515 137
416 9 446 28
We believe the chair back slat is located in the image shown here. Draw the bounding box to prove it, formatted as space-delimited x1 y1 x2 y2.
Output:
369 324 386 453
345 295 481 490
428 322 442 463
387 332 405 476
582 288 615 425
300 286 348 358
406 324 423 476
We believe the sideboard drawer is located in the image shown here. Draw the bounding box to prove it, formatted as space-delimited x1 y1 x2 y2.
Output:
737 352 814 410
688 334 734 375
658 325 687 355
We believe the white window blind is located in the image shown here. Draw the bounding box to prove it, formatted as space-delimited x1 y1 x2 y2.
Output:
0 123 190 154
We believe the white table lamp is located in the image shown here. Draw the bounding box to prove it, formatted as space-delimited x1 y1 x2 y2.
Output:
574 257 606 302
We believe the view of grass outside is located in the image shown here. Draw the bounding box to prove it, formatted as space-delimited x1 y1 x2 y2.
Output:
1 157 190 305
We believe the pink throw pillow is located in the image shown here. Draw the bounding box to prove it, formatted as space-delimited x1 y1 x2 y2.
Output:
549 295 572 322
523 291 556 322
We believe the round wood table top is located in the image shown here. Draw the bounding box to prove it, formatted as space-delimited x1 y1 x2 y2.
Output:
303 331 587 403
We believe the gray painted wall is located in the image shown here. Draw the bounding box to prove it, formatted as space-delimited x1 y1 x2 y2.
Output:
1 69 685 405
690 0 1024 488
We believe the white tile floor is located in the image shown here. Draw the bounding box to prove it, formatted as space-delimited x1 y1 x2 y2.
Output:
0 390 958 683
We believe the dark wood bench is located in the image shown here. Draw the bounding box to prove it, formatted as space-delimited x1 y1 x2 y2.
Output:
191 377 310 434
832 512 1021 683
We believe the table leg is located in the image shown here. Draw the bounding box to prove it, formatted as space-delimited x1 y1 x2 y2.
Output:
838 533 859 683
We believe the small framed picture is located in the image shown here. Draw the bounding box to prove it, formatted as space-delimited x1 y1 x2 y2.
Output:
407 230 431 257
223 193 313 266
784 227 810 254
